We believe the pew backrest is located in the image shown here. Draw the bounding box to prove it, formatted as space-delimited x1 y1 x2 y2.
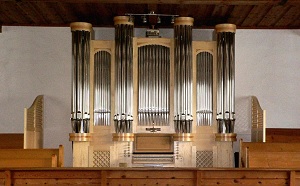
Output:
239 139 300 168
0 133 24 149
0 145 64 168
248 151 300 168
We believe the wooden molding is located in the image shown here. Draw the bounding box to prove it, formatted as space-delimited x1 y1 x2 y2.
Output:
215 133 237 142
173 133 194 142
113 16 134 26
215 24 236 33
70 22 92 32
69 133 92 142
174 17 194 26
112 133 134 141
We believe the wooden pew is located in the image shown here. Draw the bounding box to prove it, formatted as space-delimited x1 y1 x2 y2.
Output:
239 139 300 168
0 133 24 149
0 95 44 150
266 128 300 143
0 145 64 168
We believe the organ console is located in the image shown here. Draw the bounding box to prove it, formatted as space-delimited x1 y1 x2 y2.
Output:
69 16 237 168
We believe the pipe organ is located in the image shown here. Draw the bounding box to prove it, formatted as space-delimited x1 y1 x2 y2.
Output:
69 17 237 168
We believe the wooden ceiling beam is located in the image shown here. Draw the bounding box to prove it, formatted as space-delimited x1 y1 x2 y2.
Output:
3 0 300 5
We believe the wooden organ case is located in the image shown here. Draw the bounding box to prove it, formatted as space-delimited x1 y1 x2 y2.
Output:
69 17 237 168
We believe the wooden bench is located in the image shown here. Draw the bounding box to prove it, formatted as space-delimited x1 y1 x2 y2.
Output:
0 133 24 149
239 139 300 168
0 145 64 168
266 128 300 143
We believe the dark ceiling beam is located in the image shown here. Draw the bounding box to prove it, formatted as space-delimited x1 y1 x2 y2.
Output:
4 0 300 5
147 4 157 13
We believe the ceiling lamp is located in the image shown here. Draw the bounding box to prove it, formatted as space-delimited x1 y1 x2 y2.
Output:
125 11 178 25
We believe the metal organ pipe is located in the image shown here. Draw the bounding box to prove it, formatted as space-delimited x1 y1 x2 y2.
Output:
70 22 92 133
174 17 194 133
94 51 111 126
196 52 213 126
215 24 236 134
114 16 134 133
138 45 170 126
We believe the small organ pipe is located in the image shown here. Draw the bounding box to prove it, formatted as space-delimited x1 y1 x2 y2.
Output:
94 51 111 126
196 52 213 126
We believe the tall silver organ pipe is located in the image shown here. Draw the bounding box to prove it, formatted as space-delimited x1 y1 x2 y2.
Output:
174 17 194 133
215 24 236 134
70 22 92 133
138 45 170 126
94 51 111 126
114 16 134 133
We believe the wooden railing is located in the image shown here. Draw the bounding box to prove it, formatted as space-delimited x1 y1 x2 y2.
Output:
0 168 299 186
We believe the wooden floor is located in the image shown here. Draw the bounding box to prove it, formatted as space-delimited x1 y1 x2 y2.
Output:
0 167 299 186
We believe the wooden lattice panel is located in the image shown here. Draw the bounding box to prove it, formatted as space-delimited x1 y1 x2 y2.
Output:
196 151 213 168
93 151 110 167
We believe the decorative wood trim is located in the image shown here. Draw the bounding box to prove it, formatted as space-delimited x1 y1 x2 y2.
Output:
215 24 236 33
112 133 134 142
113 16 133 26
215 133 237 142
69 133 92 142
174 17 194 26
173 133 194 142
70 22 92 32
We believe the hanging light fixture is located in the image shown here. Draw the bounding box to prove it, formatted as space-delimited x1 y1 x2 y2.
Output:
157 16 161 24
125 12 178 25
171 16 175 24
142 15 147 23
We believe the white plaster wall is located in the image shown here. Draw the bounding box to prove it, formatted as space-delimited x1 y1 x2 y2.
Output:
0 26 299 167
236 29 300 128
0 26 72 166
